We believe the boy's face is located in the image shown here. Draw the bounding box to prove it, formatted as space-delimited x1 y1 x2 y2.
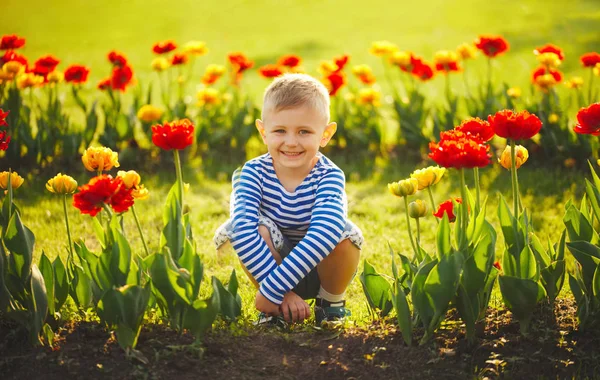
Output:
256 105 336 173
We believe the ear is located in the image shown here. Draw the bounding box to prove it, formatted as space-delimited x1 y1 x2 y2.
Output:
320 122 337 147
255 119 267 144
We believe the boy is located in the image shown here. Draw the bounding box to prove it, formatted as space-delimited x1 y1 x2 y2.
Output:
214 73 363 325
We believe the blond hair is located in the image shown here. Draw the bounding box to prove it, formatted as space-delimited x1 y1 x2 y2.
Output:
262 73 330 121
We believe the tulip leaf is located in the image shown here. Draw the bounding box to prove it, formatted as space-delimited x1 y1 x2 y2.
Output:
392 280 412 346
52 256 69 312
498 196 524 257
568 273 589 327
111 225 132 287
389 242 398 280
410 259 437 328
183 276 221 340
462 222 495 296
499 275 546 334
564 203 594 243
74 241 98 282
29 264 49 345
0 244 12 310
360 260 393 317
215 274 242 321
161 182 184 262
436 213 451 258
70 265 93 309
4 211 35 282
92 217 106 249
585 179 600 224
467 197 488 244
456 283 478 342
424 251 464 334
39 252 55 316
530 232 551 268
566 241 600 292
593 264 600 300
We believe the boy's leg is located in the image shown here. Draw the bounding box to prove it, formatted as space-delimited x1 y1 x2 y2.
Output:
233 225 282 288
316 239 360 295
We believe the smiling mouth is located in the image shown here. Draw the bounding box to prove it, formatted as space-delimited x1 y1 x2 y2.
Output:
281 151 304 156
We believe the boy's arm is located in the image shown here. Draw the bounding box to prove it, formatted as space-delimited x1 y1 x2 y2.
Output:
259 168 346 305
229 163 279 283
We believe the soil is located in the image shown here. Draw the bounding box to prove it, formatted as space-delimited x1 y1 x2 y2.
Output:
1 299 599 380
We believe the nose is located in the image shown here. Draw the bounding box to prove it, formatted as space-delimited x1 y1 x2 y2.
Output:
284 133 298 146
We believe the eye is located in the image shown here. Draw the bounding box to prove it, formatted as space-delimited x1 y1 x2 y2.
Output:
273 129 285 133
299 130 311 135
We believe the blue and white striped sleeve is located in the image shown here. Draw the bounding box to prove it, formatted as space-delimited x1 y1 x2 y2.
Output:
259 168 347 304
229 163 279 284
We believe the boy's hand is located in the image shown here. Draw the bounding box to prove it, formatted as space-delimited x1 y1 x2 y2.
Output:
255 291 280 316
280 291 310 323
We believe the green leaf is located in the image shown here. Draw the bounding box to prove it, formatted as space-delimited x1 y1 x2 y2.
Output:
391 280 412 346
467 197 488 244
70 266 92 309
92 217 106 249
499 275 546 334
39 252 55 316
160 183 184 262
564 203 594 242
530 232 551 268
215 274 242 321
568 273 589 327
183 276 221 340
359 260 393 317
4 211 35 281
436 213 451 258
585 179 600 224
593 264 600 300
423 251 464 334
566 241 600 292
588 160 600 191
461 223 495 296
29 264 49 345
497 195 524 257
110 225 132 287
52 256 69 312
410 259 437 328
389 242 398 280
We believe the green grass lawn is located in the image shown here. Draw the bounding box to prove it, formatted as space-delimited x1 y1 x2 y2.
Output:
14 161 586 324
3 0 600 102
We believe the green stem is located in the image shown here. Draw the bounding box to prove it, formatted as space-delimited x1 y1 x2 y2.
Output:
404 197 419 260
510 140 520 216
589 68 595 104
62 195 74 264
474 167 481 214
427 186 438 224
460 169 468 247
174 149 184 204
415 218 421 248
382 57 401 102
131 204 150 257
463 63 471 97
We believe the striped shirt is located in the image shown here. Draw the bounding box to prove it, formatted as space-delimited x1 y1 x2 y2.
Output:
229 152 347 305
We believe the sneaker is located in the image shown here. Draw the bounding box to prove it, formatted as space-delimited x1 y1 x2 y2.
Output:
314 298 351 326
254 312 288 329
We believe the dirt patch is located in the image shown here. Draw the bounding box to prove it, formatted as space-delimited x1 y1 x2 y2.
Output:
1 299 599 380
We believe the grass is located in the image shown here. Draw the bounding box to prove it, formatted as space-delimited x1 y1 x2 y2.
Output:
13 159 587 325
3 0 600 103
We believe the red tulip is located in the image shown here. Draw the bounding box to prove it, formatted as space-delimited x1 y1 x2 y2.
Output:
64 65 90 84
488 110 542 141
534 44 564 61
259 64 283 78
475 35 509 58
278 55 301 68
153 40 177 55
456 117 494 142
433 198 462 222
73 175 134 217
152 119 195 150
0 35 25 50
580 52 600 68
573 103 600 136
428 130 491 169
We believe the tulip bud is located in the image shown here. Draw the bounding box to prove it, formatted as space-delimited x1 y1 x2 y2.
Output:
408 199 428 219
388 178 418 197
82 146 120 172
0 171 24 190
117 170 141 189
46 173 78 194
498 145 529 170
410 166 446 190
47 70 64 84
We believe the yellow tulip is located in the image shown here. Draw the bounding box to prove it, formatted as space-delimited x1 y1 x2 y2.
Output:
536 52 561 68
388 178 418 197
132 185 149 200
117 170 141 189
565 77 584 89
498 145 529 170
47 70 64 84
204 64 226 77
183 41 208 56
137 105 163 123
82 146 120 172
197 88 221 107
548 113 559 124
0 171 24 190
389 51 412 68
535 74 559 89
151 57 170 72
318 60 338 76
352 64 373 77
410 166 446 190
0 69 14 81
434 50 459 65
408 199 428 219
456 43 477 60
3 61 25 75
506 87 522 98
369 41 398 57
356 88 381 107
594 63 600 77
46 173 78 194
17 72 44 89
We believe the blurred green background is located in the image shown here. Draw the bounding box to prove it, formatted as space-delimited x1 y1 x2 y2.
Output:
3 0 600 98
